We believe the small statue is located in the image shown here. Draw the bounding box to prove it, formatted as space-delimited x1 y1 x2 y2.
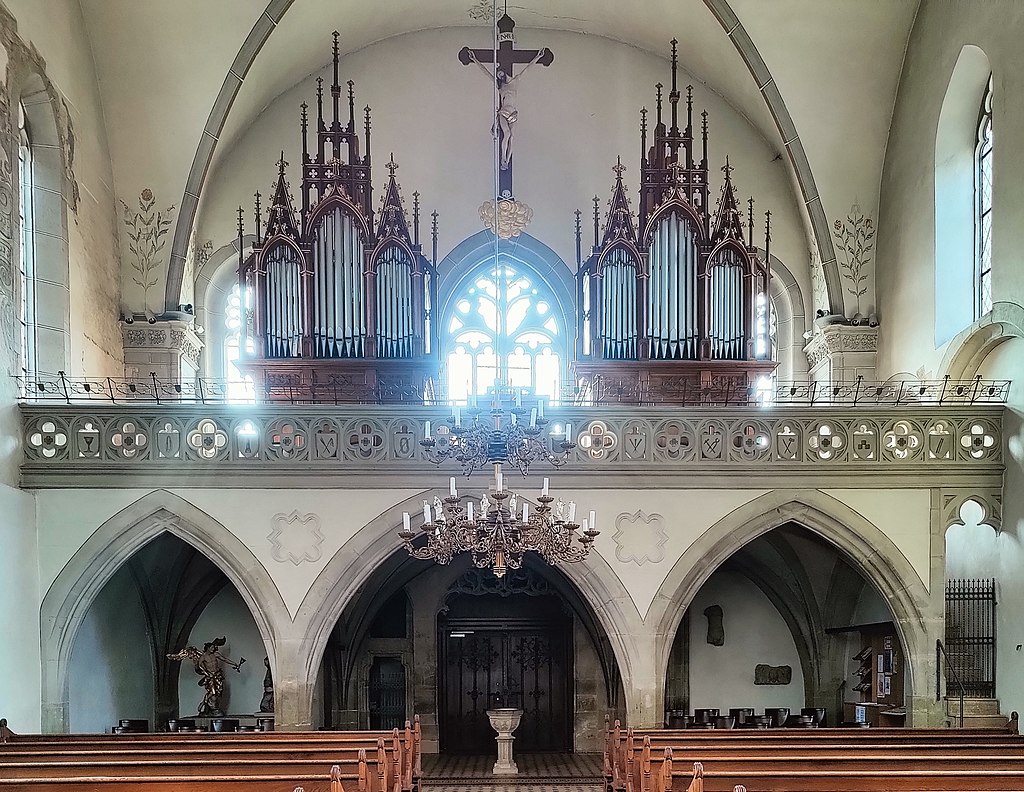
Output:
259 656 274 713
167 637 245 717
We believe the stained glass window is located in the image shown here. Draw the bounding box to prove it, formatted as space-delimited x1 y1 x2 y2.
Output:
444 260 561 403
976 74 993 317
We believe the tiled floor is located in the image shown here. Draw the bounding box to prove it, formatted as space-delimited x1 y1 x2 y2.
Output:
421 753 604 791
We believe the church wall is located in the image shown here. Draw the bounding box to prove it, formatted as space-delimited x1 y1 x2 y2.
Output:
0 481 39 729
687 569 805 714
2 0 123 377
195 27 811 328
178 585 267 718
68 562 153 733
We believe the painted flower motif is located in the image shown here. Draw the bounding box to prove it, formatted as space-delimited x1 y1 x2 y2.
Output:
140 187 153 202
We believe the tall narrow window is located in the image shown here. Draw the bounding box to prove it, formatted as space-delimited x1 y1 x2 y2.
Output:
976 75 993 317
224 283 254 401
18 102 37 376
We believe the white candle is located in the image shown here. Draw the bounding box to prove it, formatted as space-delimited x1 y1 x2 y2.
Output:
569 502 577 522
454 407 461 427
523 502 530 522
496 470 503 492
424 420 431 439
581 517 589 533
423 502 431 524
565 423 572 443
542 477 549 496
530 408 537 427
538 401 545 419
467 501 474 521
515 390 522 407
449 477 457 497
403 512 411 532
589 510 597 531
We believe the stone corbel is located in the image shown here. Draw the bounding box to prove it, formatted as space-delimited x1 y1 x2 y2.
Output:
121 317 204 382
803 324 879 385
941 487 1003 534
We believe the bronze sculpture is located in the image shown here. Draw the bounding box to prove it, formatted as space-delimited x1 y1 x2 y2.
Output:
167 637 245 717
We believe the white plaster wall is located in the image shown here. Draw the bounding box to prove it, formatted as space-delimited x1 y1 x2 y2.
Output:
876 1 1024 379
0 482 39 729
197 27 810 312
688 569 804 714
178 586 267 717
68 563 153 733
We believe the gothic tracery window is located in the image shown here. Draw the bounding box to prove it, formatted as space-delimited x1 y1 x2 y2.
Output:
18 101 36 377
445 261 562 403
975 74 993 317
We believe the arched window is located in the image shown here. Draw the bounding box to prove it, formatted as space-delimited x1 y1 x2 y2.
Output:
444 260 562 403
224 283 254 400
975 74 993 318
18 101 36 376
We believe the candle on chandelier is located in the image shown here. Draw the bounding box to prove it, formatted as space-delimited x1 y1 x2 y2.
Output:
581 517 589 533
538 401 545 419
403 512 411 533
515 390 522 407
449 477 457 498
424 420 431 439
542 477 549 496
530 408 538 427
565 423 573 443
496 470 504 492
467 501 474 521
523 502 530 522
568 502 577 522
589 510 597 532
423 502 431 525
454 407 462 427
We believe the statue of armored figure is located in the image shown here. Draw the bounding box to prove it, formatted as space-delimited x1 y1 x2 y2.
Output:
167 637 245 717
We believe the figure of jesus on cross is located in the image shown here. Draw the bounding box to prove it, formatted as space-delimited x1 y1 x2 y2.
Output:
459 14 553 199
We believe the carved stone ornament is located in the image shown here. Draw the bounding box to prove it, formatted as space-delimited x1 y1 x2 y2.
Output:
479 198 533 239
754 664 792 685
942 488 1002 534
268 510 325 565
441 567 551 613
803 324 879 369
612 510 667 566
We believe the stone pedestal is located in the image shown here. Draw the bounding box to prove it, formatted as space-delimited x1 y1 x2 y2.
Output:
486 708 523 776
121 317 203 383
803 324 879 385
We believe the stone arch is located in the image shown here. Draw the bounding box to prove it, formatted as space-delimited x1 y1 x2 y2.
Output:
940 301 1024 382
39 489 290 733
934 44 992 347
758 249 810 381
291 489 644 729
647 489 939 726
165 0 841 316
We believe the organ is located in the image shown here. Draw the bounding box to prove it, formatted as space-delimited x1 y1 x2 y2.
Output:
574 40 776 397
236 33 438 402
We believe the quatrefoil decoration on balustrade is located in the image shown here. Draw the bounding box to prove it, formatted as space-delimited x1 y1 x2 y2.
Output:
882 420 924 461
186 419 229 460
654 420 695 461
808 422 846 461
577 420 618 461
110 420 148 459
961 422 997 460
732 422 770 461
266 419 307 460
347 420 386 460
27 419 69 459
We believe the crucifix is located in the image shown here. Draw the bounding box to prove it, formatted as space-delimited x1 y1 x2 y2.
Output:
459 13 554 199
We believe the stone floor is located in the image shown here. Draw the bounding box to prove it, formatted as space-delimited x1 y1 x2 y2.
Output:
421 753 603 792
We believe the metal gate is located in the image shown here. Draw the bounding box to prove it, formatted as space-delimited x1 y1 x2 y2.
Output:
368 657 406 730
945 578 997 698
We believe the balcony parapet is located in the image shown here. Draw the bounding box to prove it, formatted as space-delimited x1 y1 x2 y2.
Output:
18 400 1005 491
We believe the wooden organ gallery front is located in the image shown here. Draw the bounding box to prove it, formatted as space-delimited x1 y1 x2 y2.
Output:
574 40 776 395
236 33 439 401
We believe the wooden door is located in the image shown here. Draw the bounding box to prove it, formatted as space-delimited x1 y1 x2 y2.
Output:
441 624 569 753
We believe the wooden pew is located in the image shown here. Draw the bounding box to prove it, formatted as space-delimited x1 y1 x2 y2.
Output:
0 717 422 792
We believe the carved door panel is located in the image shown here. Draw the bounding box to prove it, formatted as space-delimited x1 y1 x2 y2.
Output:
441 627 569 753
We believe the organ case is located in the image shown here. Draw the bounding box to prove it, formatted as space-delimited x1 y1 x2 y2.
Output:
236 34 438 401
574 40 776 396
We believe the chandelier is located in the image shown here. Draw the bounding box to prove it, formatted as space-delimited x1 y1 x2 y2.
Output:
399 474 599 578
420 398 574 476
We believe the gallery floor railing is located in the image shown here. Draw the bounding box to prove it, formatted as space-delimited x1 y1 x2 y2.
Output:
13 372 1012 408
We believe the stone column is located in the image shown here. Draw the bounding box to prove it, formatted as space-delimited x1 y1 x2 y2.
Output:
121 317 203 382
271 639 316 731
803 324 879 385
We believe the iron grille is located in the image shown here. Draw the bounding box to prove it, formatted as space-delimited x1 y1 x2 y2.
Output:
945 578 997 698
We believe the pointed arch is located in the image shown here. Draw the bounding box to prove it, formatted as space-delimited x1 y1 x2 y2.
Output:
292 489 644 725
39 490 290 733
647 489 936 724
